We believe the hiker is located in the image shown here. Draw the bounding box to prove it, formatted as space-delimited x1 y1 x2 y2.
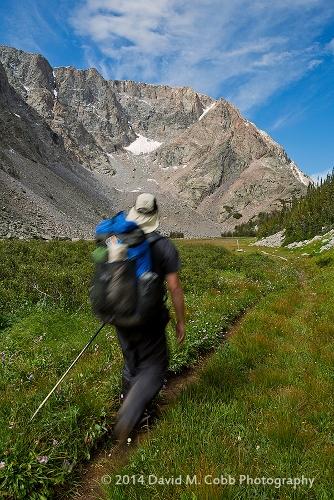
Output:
113 193 185 442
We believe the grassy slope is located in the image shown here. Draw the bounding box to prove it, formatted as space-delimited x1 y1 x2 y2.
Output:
0 240 295 499
104 251 334 500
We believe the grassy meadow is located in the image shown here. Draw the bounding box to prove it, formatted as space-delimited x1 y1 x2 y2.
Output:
0 239 297 499
104 249 334 500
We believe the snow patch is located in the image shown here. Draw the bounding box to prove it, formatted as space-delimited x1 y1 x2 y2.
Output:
130 188 142 192
199 102 216 121
124 134 162 155
245 120 256 128
290 161 310 187
13 113 21 118
136 98 152 107
246 120 284 151
258 128 281 149
147 178 159 185
23 85 30 92
53 89 58 98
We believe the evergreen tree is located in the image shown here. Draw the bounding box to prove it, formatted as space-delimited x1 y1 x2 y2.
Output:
232 170 334 243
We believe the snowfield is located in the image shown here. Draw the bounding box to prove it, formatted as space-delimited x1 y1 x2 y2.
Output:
290 161 311 187
124 134 162 155
198 102 216 121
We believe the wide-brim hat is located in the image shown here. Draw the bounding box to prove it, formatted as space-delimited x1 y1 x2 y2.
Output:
126 193 159 234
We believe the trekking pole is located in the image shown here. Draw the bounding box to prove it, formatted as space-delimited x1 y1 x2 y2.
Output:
30 322 106 422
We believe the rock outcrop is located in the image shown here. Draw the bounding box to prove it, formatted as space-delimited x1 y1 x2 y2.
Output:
151 101 309 229
0 59 119 239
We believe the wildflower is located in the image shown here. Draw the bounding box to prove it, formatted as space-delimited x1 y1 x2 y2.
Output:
63 459 74 472
256 445 260 450
52 439 59 446
127 438 132 445
37 455 49 464
237 435 242 441
0 461 5 469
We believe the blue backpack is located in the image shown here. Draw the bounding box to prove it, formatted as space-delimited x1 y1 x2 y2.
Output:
90 211 163 327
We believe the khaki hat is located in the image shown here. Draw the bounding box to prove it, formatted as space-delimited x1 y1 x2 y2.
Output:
126 193 159 234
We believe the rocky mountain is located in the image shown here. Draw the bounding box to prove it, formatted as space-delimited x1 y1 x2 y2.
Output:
151 101 310 230
0 45 310 239
0 59 122 239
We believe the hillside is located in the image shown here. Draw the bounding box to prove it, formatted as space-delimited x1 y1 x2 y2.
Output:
235 171 334 245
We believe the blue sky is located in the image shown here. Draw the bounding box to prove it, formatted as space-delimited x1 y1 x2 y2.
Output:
0 0 333 179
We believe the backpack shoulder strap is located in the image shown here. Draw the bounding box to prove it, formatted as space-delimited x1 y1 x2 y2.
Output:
145 231 164 246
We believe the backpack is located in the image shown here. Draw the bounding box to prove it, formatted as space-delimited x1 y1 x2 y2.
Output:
89 211 163 327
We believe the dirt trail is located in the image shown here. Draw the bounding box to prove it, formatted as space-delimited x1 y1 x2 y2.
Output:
68 250 304 500
69 317 245 500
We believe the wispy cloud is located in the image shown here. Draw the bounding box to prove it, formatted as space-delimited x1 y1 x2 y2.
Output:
71 0 334 111
0 0 71 56
325 38 334 54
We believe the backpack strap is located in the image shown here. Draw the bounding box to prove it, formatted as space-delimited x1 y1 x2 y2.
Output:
145 231 164 246
116 227 146 247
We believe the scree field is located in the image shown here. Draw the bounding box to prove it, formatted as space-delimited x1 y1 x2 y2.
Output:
0 239 333 499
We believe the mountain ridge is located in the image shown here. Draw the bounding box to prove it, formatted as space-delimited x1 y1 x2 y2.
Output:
0 45 310 238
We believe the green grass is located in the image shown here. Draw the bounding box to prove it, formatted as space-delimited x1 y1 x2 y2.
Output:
103 251 334 500
0 240 296 499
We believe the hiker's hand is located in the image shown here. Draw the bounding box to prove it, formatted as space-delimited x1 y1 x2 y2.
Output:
176 321 185 344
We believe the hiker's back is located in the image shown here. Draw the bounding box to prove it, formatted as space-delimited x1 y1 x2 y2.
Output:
149 233 181 283
90 212 164 327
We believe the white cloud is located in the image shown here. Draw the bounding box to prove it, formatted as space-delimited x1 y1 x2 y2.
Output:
71 0 334 111
326 38 334 54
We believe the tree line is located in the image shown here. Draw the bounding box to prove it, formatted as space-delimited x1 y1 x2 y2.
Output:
231 169 334 244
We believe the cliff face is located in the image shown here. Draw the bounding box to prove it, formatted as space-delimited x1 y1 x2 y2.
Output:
0 59 118 239
0 45 310 238
108 79 213 140
150 100 310 228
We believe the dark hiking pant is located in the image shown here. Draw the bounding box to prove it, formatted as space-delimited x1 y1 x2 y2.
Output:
114 310 169 439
